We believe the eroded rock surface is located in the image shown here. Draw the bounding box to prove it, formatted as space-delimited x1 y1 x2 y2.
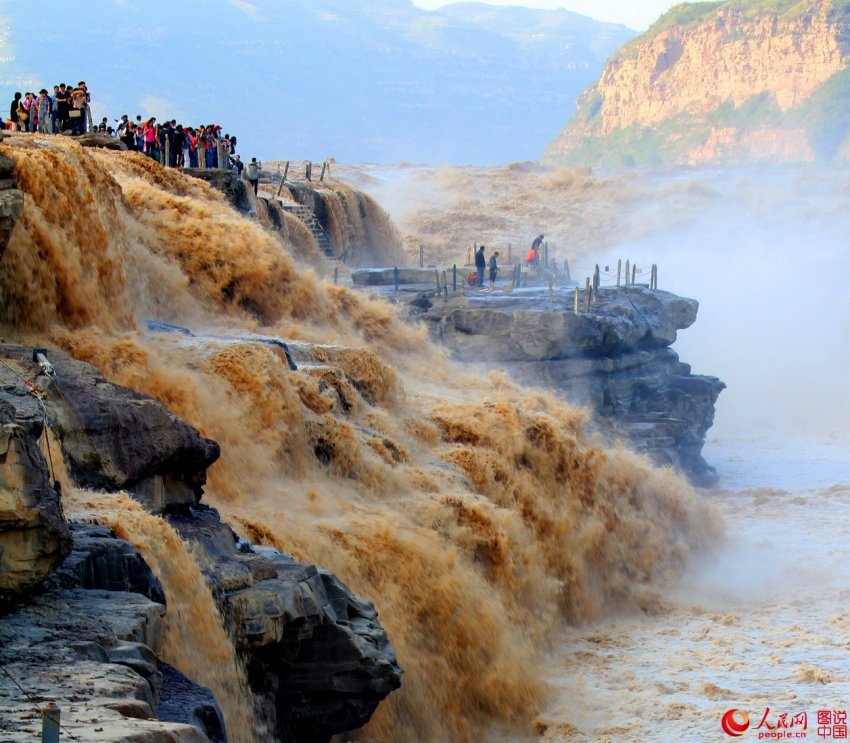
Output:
421 285 724 485
0 413 71 602
167 506 403 742
0 345 220 513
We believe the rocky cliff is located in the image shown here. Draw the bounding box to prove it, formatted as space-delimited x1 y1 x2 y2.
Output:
544 0 850 165
377 279 725 487
0 346 401 742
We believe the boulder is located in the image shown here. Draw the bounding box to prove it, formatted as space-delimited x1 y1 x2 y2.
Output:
167 505 403 742
0 345 220 513
73 132 128 151
0 417 71 603
50 523 166 604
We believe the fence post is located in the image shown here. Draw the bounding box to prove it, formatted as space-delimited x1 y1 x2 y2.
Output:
584 281 591 312
453 264 457 292
420 245 424 268
320 160 327 181
624 259 630 286
563 256 571 282
41 702 60 743
442 271 448 302
593 264 600 303
574 286 579 313
435 269 440 293
507 243 512 264
394 266 399 294
305 162 312 181
197 141 205 170
334 266 338 285
617 259 622 287
632 263 636 284
164 137 171 168
544 241 549 268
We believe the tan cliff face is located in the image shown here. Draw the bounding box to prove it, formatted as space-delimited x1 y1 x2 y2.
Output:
545 1 850 165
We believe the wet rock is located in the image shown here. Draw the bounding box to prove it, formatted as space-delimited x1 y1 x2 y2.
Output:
157 661 227 743
167 505 403 742
419 285 724 485
184 168 255 214
0 345 220 513
50 523 166 604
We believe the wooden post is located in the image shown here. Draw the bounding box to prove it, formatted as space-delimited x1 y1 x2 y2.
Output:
452 264 457 292
283 161 290 182
197 141 205 170
435 269 440 293
632 263 637 284
276 166 285 197
320 161 327 181
625 259 630 286
617 259 622 287
420 245 424 268
394 266 399 294
584 282 591 313
306 162 312 181
507 243 512 264
333 266 338 285
442 271 448 302
593 264 600 303
563 256 571 282
467 247 471 266
164 137 171 168
574 286 579 313
544 241 549 268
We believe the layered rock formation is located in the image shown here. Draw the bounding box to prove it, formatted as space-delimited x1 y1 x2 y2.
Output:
0 343 401 742
188 167 403 267
413 284 724 485
544 0 850 165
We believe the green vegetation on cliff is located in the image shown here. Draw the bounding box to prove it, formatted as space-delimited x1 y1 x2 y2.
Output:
545 0 850 166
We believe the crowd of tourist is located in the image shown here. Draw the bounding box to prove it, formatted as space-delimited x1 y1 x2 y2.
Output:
7 82 245 173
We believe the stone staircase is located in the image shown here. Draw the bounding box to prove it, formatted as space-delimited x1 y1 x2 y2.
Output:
278 202 334 257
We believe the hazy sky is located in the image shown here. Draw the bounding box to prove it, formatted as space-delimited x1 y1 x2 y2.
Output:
411 0 679 31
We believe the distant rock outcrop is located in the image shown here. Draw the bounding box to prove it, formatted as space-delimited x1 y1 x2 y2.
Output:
416 285 724 485
544 0 850 165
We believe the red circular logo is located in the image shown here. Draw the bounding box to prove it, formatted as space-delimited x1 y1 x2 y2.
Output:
722 709 750 737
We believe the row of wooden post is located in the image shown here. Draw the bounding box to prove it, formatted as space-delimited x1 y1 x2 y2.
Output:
570 260 659 314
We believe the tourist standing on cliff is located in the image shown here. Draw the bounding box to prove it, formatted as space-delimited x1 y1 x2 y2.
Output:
245 157 261 195
36 90 52 134
69 83 87 135
9 92 22 131
475 245 486 287
527 234 543 266
488 251 500 289
54 84 70 132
